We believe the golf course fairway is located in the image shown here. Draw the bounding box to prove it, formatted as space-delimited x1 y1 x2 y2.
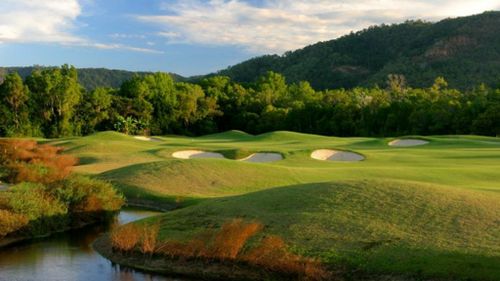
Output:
48 131 500 280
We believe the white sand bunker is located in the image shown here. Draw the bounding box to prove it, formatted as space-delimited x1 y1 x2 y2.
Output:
133 136 162 142
311 149 364 162
389 139 429 147
172 150 225 159
239 153 283 163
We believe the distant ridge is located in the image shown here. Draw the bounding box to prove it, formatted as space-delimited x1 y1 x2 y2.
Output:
3 12 500 91
0 66 185 91
215 11 500 90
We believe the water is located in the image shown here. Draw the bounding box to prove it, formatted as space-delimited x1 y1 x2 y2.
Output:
0 208 183 281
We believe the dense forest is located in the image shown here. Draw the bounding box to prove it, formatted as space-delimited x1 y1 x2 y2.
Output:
216 12 500 90
0 67 184 91
0 65 498 138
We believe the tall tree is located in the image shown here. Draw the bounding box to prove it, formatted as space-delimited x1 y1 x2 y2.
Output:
143 73 177 134
76 87 113 135
26 65 82 137
0 73 31 136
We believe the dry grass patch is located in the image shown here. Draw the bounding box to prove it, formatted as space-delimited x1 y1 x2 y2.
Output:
116 219 331 280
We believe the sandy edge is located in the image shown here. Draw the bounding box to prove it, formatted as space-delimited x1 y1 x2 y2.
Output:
172 150 225 159
239 153 283 163
311 149 364 162
389 139 429 147
133 136 162 142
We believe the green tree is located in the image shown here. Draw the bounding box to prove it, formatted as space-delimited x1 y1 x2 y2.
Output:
117 76 153 131
472 105 500 136
26 65 82 137
76 87 113 135
256 71 287 108
0 73 31 136
143 73 177 134
114 115 139 135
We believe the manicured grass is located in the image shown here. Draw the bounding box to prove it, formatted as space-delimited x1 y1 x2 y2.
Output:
52 131 500 195
147 180 500 280
42 131 500 280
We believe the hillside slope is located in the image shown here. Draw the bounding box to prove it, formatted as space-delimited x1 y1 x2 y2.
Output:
0 67 184 91
217 11 500 90
144 180 500 280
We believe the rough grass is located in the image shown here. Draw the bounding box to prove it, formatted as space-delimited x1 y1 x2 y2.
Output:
111 218 331 280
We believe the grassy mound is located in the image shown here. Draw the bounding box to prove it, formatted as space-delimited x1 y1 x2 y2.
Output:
13 131 500 279
145 179 500 280
99 159 300 197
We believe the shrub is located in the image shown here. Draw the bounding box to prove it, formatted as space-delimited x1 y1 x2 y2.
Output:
51 175 124 212
110 224 141 252
208 219 263 260
0 140 78 184
156 230 214 259
141 223 160 255
0 209 29 237
7 182 67 220
242 235 331 280
152 219 331 280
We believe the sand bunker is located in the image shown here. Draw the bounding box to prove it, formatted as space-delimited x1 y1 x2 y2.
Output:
311 149 364 162
389 139 429 147
172 150 225 159
239 153 283 163
133 136 162 142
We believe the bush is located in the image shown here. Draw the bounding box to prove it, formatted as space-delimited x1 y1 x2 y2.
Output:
0 209 29 237
7 182 67 220
0 140 78 184
0 140 124 240
110 224 141 252
50 175 124 212
208 219 262 260
153 219 331 280
243 236 331 280
140 223 160 255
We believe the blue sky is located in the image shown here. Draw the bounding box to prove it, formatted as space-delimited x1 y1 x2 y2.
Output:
1 1 499 76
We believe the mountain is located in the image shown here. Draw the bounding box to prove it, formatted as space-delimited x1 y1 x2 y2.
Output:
0 67 185 91
216 11 500 90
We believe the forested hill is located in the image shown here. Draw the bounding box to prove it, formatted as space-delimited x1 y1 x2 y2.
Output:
216 11 500 90
0 67 185 91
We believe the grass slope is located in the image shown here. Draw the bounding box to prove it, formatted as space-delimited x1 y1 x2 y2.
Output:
146 180 500 280
40 131 500 279
57 131 500 196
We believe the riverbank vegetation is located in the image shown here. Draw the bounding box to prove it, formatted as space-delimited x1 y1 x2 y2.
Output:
1 65 498 139
103 219 331 280
0 140 124 242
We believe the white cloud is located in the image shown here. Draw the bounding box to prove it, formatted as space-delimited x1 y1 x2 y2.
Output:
0 0 161 54
0 0 81 43
138 0 500 53
85 42 164 54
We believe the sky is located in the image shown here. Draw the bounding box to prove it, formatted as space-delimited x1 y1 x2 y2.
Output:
0 0 499 76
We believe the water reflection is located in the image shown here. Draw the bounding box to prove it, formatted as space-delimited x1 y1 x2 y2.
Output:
0 209 183 281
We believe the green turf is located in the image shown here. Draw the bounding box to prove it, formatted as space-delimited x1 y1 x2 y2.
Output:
148 180 500 280
54 131 500 195
42 130 500 280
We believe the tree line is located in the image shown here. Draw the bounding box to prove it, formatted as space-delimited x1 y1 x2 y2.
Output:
0 65 498 138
